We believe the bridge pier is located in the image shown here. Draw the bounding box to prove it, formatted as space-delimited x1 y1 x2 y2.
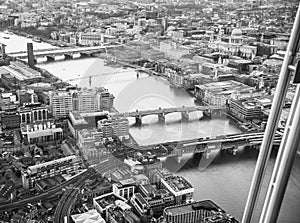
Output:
228 146 238 155
211 109 225 118
64 54 73 60
135 115 142 125
202 109 211 118
158 113 165 123
176 149 183 163
251 144 260 150
46 55 55 62
181 111 189 122
204 149 212 159
80 52 91 58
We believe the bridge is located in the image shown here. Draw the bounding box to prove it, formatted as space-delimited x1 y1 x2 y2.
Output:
8 45 122 62
139 131 283 163
111 105 225 124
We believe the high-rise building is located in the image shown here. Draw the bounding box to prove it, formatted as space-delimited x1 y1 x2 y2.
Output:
97 88 114 111
73 88 114 113
50 91 73 119
73 89 98 113
97 117 129 141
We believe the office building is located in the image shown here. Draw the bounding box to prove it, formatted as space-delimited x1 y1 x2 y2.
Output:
93 192 127 215
77 128 103 158
112 178 136 200
160 176 194 205
17 89 38 106
78 32 103 46
107 200 141 223
163 200 238 223
0 92 18 111
50 91 73 119
194 81 255 106
73 89 98 113
0 111 20 129
131 184 175 219
97 117 129 141
72 88 114 113
228 99 264 121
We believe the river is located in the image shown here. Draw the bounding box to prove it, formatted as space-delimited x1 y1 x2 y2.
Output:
2 33 300 222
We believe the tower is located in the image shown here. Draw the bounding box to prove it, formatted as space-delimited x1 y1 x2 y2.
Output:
27 43 35 68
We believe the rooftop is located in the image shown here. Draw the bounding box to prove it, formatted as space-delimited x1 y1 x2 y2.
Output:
71 209 105 223
94 192 126 210
163 176 193 192
165 200 222 216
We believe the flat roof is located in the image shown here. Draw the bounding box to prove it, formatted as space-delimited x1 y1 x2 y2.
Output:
163 176 193 192
165 200 221 216
94 192 126 210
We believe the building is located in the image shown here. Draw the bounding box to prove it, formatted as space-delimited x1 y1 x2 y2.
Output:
19 104 49 124
78 32 103 46
17 89 38 106
68 111 109 139
21 155 82 189
77 128 104 158
93 192 127 215
97 88 114 111
160 176 194 205
73 89 98 113
20 119 63 144
97 117 129 141
0 181 16 202
0 111 20 129
130 184 175 220
0 92 18 111
73 88 114 113
112 178 136 200
49 91 73 119
107 200 141 223
163 200 238 223
194 80 255 106
71 209 106 223
228 99 263 121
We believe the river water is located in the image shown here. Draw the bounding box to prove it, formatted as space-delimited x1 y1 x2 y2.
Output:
2 33 300 222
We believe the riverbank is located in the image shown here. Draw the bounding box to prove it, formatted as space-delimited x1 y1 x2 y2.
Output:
4 27 74 48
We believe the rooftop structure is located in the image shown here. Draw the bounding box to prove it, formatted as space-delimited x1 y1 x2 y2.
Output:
164 200 239 223
1 61 41 82
93 192 127 214
161 176 194 205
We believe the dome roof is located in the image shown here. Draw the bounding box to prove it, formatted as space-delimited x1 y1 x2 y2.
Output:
231 28 242 36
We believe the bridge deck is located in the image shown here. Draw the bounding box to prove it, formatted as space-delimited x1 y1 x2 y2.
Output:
111 106 224 118
8 45 121 58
